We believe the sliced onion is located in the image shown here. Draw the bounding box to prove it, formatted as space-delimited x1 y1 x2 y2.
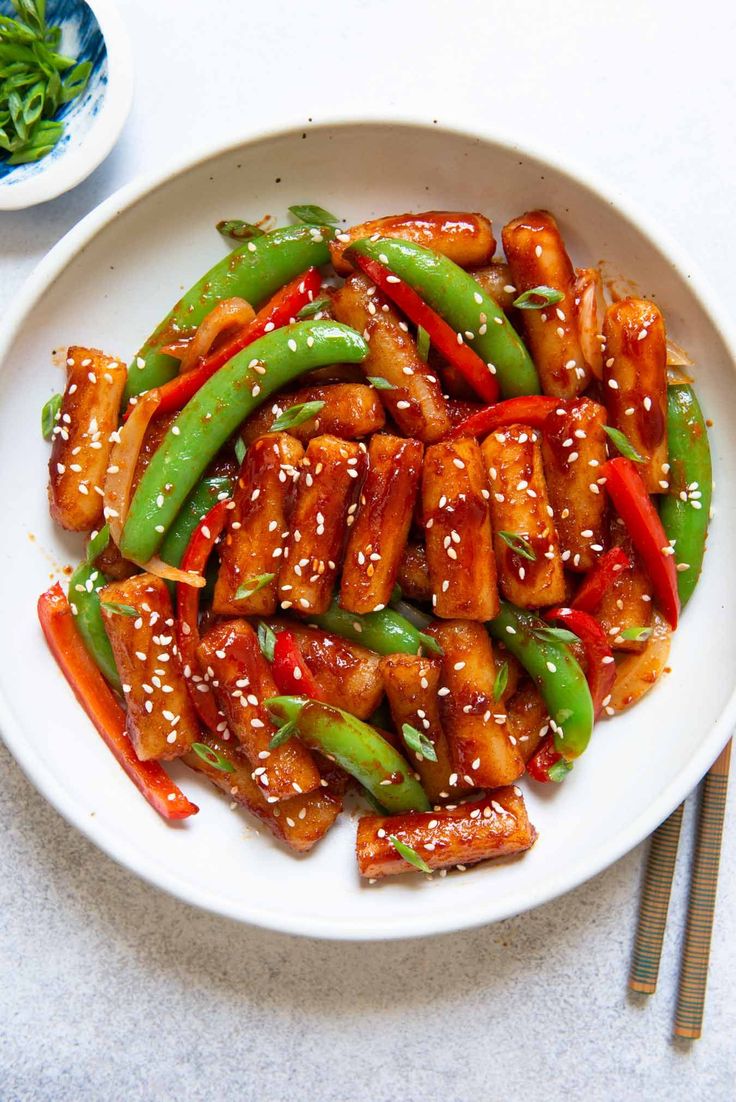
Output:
606 612 671 714
666 337 694 368
103 390 161 545
177 297 255 373
135 556 206 589
391 597 433 630
160 338 192 360
666 337 695 383
574 267 606 379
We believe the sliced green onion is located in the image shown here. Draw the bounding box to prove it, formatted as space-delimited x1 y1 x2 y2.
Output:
493 660 509 701
296 297 330 319
366 376 395 391
548 759 573 783
216 219 265 243
512 286 565 310
235 573 275 601
418 631 443 656
0 1 90 165
59 59 90 104
41 392 61 439
497 530 537 561
22 79 44 126
620 626 653 643
533 624 579 645
603 425 645 464
86 525 110 564
269 719 297 749
257 621 277 662
401 722 438 763
191 742 235 773
389 835 432 873
234 436 246 465
288 203 339 226
100 601 138 618
416 325 430 362
270 400 325 432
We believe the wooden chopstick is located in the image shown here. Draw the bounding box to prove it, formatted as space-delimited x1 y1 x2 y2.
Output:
674 739 732 1039
629 802 685 993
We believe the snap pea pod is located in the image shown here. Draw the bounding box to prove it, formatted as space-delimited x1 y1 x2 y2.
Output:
487 601 594 760
266 696 431 813
120 321 368 564
310 598 442 656
68 561 121 692
347 237 541 398
159 473 234 568
125 225 334 400
659 384 712 606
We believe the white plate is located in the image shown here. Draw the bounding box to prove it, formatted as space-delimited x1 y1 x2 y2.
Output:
0 120 733 940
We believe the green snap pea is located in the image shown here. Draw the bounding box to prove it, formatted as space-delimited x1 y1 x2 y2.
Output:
120 321 368 564
487 601 594 760
68 561 121 692
310 599 442 657
659 385 712 607
266 696 431 814
348 236 540 398
125 224 334 400
159 473 234 568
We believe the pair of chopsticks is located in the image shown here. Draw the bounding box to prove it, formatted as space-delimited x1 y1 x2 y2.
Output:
628 739 732 1037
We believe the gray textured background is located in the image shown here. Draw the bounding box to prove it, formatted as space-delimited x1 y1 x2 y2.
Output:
1 1 734 1098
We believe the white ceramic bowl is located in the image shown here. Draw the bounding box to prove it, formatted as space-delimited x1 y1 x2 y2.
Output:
0 120 733 940
0 0 132 210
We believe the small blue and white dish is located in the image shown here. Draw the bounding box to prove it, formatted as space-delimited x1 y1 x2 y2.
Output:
0 0 132 210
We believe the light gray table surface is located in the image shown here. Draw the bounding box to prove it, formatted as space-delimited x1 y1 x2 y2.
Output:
1 1 734 1098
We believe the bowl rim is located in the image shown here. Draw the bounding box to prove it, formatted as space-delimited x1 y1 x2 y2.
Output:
0 115 733 940
0 0 133 211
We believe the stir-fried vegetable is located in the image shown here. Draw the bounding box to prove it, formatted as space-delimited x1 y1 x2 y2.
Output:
347 236 540 397
266 696 431 814
487 602 594 760
37 584 198 820
37 200 710 883
125 226 335 399
120 321 368 563
659 384 712 606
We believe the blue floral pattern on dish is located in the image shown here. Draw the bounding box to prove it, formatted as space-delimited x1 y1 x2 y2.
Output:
0 0 107 186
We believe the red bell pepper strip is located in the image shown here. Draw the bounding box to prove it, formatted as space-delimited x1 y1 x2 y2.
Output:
128 267 322 419
447 395 563 439
570 546 632 614
37 583 198 820
271 630 322 699
545 606 616 718
526 735 568 783
176 498 231 729
601 457 680 629
351 253 500 404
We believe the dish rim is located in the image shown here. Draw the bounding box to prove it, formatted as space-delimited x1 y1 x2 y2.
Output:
0 115 733 940
0 0 133 211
